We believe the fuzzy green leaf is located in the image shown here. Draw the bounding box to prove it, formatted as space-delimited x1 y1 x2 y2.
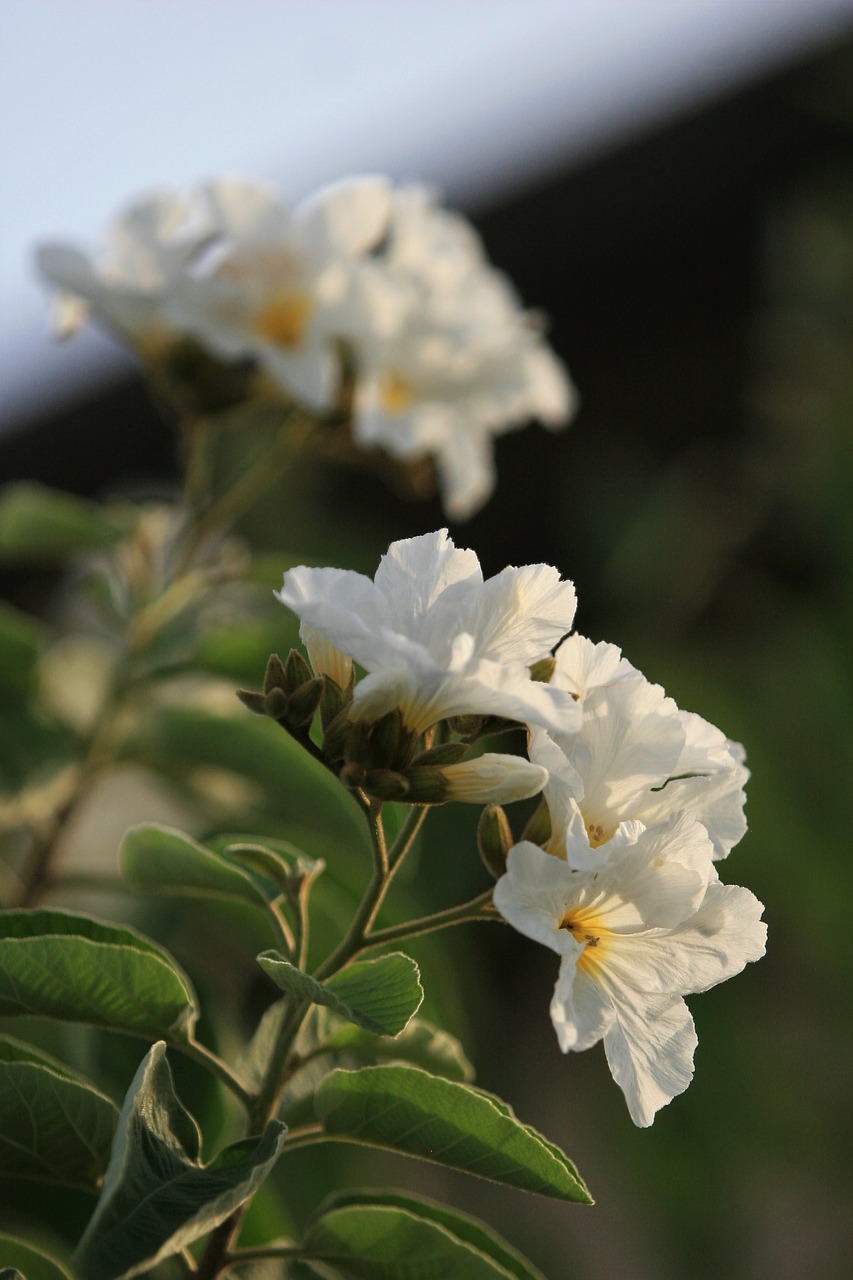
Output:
0 603 43 697
0 1056 118 1189
0 484 123 562
0 910 197 1040
258 953 423 1037
73 1042 286 1280
314 1065 592 1203
120 823 275 908
293 1191 545 1279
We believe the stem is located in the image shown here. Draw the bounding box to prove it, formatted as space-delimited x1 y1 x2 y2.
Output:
16 649 131 907
387 804 428 871
362 889 499 950
176 407 317 571
179 1038 254 1111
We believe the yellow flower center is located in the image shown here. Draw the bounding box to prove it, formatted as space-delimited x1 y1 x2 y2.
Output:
254 292 312 349
559 910 606 973
380 369 416 415
583 814 615 848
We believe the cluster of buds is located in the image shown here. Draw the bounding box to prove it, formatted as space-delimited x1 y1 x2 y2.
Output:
239 650 544 808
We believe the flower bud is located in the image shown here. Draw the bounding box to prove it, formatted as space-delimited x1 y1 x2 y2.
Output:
339 761 368 790
283 648 314 692
367 709 408 770
322 707 352 761
402 766 450 804
363 768 411 801
262 687 290 720
477 804 513 879
440 754 548 805
236 688 267 716
411 742 469 768
284 676 324 728
319 673 352 731
447 714 486 739
263 652 288 695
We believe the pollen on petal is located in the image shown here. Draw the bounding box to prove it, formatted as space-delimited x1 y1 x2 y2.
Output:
254 292 312 348
379 368 416 414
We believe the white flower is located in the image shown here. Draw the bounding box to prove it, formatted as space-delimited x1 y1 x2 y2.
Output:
166 175 392 410
276 529 581 736
534 635 749 860
348 187 577 519
36 189 216 351
493 811 766 1126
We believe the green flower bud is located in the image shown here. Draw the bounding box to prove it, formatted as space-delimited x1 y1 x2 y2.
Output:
412 742 469 768
263 652 288 695
285 676 324 728
403 766 450 804
363 769 411 801
283 647 313 692
319 673 353 731
261 687 290 720
236 688 267 716
368 709 407 770
477 804 514 879
447 714 486 739
339 761 368 790
322 708 353 761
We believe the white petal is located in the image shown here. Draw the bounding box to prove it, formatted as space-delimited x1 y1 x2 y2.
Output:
551 959 615 1052
373 530 482 626
601 988 697 1127
494 842 582 957
459 563 577 665
551 634 639 701
297 175 392 258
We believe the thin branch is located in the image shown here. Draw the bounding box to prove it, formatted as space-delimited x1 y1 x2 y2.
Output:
363 889 499 949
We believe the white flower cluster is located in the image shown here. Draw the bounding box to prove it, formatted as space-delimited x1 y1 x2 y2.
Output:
278 530 766 1127
37 177 575 519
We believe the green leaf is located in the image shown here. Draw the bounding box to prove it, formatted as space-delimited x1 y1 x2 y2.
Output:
278 1014 473 1128
73 1042 286 1280
0 484 123 562
314 1065 592 1203
0 1236 73 1280
0 1032 98 1083
294 1192 544 1279
129 707 369 851
0 1057 118 1189
295 1187 540 1280
258 952 423 1037
0 910 198 1040
314 1013 474 1082
0 603 43 697
221 837 320 893
311 1191 546 1280
120 823 275 908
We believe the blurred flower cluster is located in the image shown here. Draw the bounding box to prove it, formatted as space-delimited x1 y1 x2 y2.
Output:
275 529 766 1127
38 176 576 519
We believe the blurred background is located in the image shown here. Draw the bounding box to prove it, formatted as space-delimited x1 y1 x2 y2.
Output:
2 3 852 1277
